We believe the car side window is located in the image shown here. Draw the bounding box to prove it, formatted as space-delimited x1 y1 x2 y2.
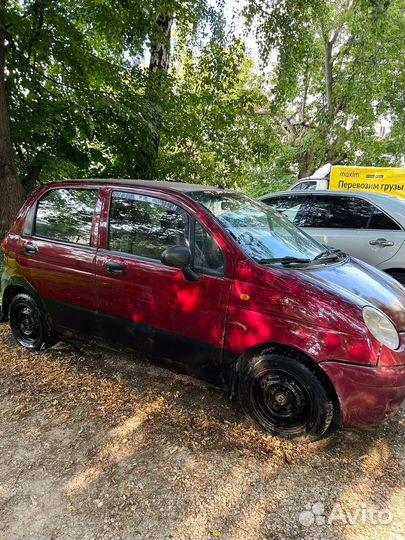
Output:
303 196 373 229
109 191 188 260
368 207 400 230
193 220 225 276
262 196 310 227
35 188 99 245
290 181 317 191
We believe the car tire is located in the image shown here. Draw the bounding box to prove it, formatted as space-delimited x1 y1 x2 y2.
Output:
238 351 334 440
9 293 55 351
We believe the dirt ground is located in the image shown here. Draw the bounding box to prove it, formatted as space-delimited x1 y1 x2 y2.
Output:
0 324 404 540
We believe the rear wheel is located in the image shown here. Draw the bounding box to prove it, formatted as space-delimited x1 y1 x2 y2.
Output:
238 352 334 440
9 293 55 351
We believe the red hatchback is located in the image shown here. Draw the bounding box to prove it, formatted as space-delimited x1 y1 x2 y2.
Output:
2 180 405 439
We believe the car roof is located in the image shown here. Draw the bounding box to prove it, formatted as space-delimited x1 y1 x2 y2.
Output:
260 190 405 228
55 178 228 194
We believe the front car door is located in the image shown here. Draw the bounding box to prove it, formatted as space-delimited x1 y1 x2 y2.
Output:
95 188 233 386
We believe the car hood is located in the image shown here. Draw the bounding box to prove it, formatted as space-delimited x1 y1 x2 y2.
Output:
298 257 405 332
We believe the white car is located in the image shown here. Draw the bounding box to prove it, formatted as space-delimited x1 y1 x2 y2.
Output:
260 190 405 285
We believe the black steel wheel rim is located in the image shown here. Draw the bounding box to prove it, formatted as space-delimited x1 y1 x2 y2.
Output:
14 304 40 344
254 370 311 431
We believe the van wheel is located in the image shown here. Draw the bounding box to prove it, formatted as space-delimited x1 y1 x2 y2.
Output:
9 294 54 351
238 352 334 440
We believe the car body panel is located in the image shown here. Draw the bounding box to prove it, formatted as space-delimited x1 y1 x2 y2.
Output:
320 360 405 427
302 227 405 267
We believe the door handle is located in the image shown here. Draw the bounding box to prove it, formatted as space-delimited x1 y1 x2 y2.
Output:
24 243 38 255
369 238 394 247
105 261 125 275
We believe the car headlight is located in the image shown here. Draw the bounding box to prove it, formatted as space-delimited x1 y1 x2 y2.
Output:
363 306 399 351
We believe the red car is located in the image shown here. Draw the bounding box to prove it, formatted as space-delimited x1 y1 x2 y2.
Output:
1 180 405 439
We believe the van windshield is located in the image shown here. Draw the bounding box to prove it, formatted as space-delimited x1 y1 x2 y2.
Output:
190 191 327 265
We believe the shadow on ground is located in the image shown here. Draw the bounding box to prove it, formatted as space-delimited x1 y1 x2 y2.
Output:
0 325 404 540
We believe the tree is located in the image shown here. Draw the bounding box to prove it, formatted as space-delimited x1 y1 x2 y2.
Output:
158 38 275 187
0 0 214 239
135 0 220 179
1 0 153 239
0 0 25 242
244 0 405 178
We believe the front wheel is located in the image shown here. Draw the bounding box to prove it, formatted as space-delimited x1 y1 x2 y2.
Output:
238 352 334 440
9 293 55 351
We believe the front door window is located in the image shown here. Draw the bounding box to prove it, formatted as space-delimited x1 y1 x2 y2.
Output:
109 191 188 260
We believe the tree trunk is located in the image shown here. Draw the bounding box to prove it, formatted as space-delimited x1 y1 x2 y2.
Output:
149 15 172 74
320 21 334 113
0 1 25 242
136 14 173 179
297 150 316 178
23 162 43 195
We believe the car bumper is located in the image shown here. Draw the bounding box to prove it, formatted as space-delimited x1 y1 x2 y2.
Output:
320 361 405 428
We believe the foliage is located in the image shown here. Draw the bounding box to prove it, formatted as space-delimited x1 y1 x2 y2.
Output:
157 39 276 188
244 0 405 180
1 0 404 202
4 0 219 188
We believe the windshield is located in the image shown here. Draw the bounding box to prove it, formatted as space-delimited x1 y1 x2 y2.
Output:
190 191 326 264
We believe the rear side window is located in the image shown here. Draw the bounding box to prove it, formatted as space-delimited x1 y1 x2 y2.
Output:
303 196 373 229
369 207 400 230
262 195 310 226
109 191 187 260
35 188 99 245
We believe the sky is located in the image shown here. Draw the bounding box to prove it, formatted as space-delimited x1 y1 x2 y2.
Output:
222 0 260 63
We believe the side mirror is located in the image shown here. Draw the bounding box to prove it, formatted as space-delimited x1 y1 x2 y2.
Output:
161 245 191 268
161 246 199 282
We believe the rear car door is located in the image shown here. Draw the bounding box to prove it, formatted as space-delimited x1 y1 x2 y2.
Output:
95 189 233 385
299 195 404 266
17 186 100 335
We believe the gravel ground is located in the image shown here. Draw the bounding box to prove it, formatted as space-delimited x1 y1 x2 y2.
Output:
0 323 404 540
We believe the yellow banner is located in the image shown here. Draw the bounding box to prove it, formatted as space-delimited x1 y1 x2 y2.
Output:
329 166 405 199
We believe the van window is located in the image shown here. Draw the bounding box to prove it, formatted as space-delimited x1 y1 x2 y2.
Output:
109 192 187 260
290 181 317 191
303 195 373 229
35 188 99 245
193 220 225 275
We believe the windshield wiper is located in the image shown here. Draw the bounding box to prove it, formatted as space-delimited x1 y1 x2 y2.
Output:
258 256 312 265
313 248 346 262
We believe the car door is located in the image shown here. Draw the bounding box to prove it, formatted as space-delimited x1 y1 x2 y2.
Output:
299 194 404 266
95 189 233 385
17 186 101 335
